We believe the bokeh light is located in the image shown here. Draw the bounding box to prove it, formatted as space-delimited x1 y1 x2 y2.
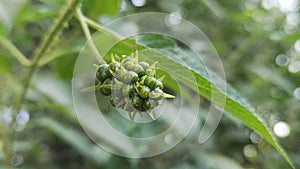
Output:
277 0 299 12
294 39 300 52
250 132 263 144
243 144 258 158
273 121 291 138
164 12 182 26
275 54 289 66
10 154 24 167
293 87 300 99
120 0 128 11
16 110 30 125
288 61 300 73
131 0 146 7
0 107 12 126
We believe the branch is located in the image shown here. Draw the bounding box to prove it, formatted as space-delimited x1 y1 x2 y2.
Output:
3 0 84 168
15 0 83 108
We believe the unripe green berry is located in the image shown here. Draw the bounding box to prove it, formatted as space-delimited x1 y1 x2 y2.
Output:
131 95 143 109
144 76 157 90
132 64 144 75
150 88 164 99
143 99 152 110
145 69 152 75
98 79 112 96
109 61 121 72
114 69 125 82
123 71 138 84
139 62 149 70
123 61 132 70
122 84 135 97
122 57 131 64
137 86 151 98
96 64 111 83
112 79 124 96
94 53 174 119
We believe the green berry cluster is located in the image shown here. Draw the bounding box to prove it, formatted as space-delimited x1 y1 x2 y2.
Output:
95 51 174 120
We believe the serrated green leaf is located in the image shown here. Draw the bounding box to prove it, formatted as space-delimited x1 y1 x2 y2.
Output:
103 33 294 168
134 34 295 169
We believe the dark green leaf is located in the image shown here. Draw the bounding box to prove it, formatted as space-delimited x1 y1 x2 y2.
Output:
103 34 295 168
83 0 121 20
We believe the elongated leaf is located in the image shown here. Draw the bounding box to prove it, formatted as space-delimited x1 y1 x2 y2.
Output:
103 34 294 168
134 34 295 169
34 117 110 165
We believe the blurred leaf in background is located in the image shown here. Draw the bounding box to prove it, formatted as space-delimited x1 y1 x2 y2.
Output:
0 0 300 169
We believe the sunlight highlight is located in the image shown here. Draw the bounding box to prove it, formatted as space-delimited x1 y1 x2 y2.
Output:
273 121 291 138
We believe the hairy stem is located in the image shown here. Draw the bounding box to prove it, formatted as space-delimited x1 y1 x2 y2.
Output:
14 0 83 109
3 0 83 168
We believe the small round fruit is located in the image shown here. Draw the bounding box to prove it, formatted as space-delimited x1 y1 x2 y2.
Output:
109 61 121 72
131 95 143 109
137 86 151 98
96 64 111 82
123 71 138 84
138 71 146 77
123 61 132 70
98 79 112 96
150 88 164 99
132 64 144 75
143 98 159 110
114 69 124 82
144 76 157 90
145 68 152 75
111 80 123 96
128 84 135 97
122 57 131 64
143 99 152 110
139 62 149 70
122 84 135 97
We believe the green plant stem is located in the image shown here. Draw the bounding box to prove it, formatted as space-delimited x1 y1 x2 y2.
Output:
0 36 31 66
75 8 105 64
83 16 121 39
2 0 83 168
37 48 80 66
14 0 83 109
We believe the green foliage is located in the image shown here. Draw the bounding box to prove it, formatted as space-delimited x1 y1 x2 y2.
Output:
0 53 12 74
83 0 121 20
0 0 299 169
100 32 296 168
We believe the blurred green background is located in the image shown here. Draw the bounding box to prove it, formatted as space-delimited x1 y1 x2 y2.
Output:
0 0 300 168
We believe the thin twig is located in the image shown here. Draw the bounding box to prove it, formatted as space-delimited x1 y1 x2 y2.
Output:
13 0 83 111
3 0 83 168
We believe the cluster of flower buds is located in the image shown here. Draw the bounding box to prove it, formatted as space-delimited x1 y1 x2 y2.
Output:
94 51 174 120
